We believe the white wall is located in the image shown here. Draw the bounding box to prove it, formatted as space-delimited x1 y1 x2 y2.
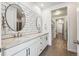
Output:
77 3 79 42
64 16 67 40
77 6 79 55
51 20 55 39
42 10 52 45
19 2 42 16
67 3 77 53
51 17 55 39
0 3 1 55
0 3 1 49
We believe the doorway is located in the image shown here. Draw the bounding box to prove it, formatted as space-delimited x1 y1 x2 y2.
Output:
40 3 77 56
50 6 77 56
51 7 68 40
56 18 64 38
50 7 75 55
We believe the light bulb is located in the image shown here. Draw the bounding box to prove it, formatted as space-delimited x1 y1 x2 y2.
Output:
77 8 79 11
54 10 61 15
40 3 44 7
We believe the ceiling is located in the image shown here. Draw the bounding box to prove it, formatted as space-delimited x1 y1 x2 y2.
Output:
31 2 64 10
52 7 67 17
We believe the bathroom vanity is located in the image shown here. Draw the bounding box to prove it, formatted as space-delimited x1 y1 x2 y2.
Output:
2 32 48 56
1 3 48 56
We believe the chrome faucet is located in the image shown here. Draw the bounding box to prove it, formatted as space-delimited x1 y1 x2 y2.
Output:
14 32 22 38
17 32 20 37
17 32 22 37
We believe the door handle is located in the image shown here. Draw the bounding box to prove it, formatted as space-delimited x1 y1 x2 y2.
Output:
73 41 79 44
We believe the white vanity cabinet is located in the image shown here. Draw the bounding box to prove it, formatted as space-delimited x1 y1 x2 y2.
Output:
4 34 48 56
26 34 48 56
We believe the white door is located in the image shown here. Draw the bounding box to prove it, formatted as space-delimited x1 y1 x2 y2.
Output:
57 23 63 33
77 9 79 56
56 19 64 34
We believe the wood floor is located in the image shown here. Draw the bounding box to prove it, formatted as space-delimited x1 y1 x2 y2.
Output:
40 34 77 56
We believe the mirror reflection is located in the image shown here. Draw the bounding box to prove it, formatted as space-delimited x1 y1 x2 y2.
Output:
5 4 26 31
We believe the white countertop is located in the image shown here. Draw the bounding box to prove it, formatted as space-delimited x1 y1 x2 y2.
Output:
2 32 48 50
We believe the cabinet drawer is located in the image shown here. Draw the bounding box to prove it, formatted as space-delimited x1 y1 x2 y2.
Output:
13 48 30 56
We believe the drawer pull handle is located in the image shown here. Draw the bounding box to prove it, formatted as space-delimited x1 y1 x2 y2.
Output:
28 48 30 55
26 49 28 56
26 48 30 56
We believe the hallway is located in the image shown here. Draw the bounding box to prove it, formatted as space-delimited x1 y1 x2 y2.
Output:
40 34 77 56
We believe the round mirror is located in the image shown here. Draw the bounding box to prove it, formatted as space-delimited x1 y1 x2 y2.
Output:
36 16 42 33
5 4 26 31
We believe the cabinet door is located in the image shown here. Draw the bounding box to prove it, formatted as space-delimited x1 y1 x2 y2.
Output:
37 35 48 55
43 35 48 48
36 39 43 55
29 43 38 56
41 35 48 50
14 49 26 56
28 37 42 56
